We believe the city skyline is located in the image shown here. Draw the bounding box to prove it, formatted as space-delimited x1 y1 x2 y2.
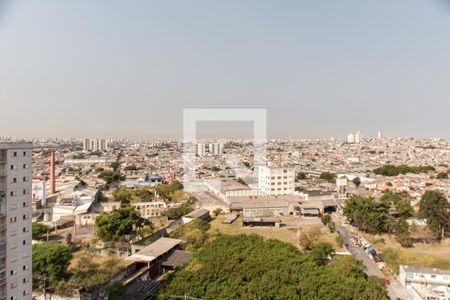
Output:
1 1 450 139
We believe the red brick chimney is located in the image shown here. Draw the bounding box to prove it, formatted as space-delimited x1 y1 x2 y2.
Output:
50 151 56 195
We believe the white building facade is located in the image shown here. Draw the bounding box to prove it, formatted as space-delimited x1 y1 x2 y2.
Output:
0 142 33 300
399 265 450 300
258 166 295 196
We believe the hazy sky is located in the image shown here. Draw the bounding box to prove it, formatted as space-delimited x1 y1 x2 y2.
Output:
1 0 450 139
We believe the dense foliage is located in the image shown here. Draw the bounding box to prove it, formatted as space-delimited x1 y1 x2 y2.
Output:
98 170 124 184
155 181 184 202
112 187 154 204
169 219 211 251
32 242 73 292
95 207 153 242
344 196 392 234
352 176 361 187
319 172 335 182
159 234 388 300
419 190 450 240
373 164 435 176
32 222 50 240
345 194 415 246
380 191 414 219
165 199 196 220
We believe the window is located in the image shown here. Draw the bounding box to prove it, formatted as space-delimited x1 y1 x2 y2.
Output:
23 177 27 182
22 215 28 220
12 178 17 183
23 265 28 271
10 217 16 223
10 283 17 289
22 240 27 246
23 189 28 195
23 151 27 157
23 202 28 208
10 165 16 170
10 191 17 197
10 270 16 275
22 164 27 169
23 278 27 284
13 152 17 157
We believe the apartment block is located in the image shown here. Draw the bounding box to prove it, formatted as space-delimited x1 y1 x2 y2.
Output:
0 142 33 300
258 166 295 196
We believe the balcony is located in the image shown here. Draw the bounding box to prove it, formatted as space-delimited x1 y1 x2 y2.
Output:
0 172 5 177
0 157 5 164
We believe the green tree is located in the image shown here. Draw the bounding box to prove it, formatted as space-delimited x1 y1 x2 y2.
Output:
107 282 126 300
319 172 335 182
165 199 196 220
311 242 335 266
95 207 152 242
343 196 391 234
112 188 133 204
394 217 413 247
32 222 50 240
159 234 388 300
98 171 124 184
419 191 450 240
436 172 449 179
297 172 307 180
321 214 332 225
352 177 361 187
32 242 72 292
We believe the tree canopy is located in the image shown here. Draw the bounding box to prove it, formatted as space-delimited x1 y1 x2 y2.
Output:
32 242 73 292
373 164 435 177
343 196 392 234
419 190 450 240
159 234 388 300
95 207 153 242
32 222 50 240
165 198 196 220
319 172 336 182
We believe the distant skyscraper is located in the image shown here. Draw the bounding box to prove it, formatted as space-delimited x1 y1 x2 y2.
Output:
377 131 383 139
197 143 206 157
208 143 224 155
0 142 33 299
354 131 361 143
347 131 361 144
83 138 108 152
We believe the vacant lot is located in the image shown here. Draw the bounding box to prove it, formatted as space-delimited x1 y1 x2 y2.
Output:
210 214 342 250
365 232 450 272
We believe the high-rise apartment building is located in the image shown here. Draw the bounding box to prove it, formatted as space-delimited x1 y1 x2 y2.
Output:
258 166 295 195
208 143 224 155
197 143 206 157
0 142 33 300
82 138 108 152
346 131 361 144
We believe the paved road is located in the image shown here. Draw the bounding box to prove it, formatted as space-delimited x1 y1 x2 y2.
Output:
333 215 411 300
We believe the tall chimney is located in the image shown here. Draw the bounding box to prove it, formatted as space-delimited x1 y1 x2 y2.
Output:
50 151 56 195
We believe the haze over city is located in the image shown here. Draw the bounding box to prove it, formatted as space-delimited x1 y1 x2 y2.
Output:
1 0 450 139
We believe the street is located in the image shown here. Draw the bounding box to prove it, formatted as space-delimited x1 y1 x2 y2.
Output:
334 215 411 300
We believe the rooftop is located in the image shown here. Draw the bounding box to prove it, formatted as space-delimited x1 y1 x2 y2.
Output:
127 237 183 263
